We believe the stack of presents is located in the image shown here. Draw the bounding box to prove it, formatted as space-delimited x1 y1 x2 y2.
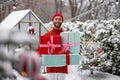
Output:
39 32 80 67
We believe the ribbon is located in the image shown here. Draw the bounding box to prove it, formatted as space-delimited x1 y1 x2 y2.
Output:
62 33 80 53
40 36 61 54
66 54 70 65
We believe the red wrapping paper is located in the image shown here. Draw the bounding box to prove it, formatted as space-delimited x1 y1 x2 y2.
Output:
39 36 61 54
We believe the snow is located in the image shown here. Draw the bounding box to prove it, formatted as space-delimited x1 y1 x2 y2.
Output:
67 66 120 80
41 65 120 80
0 9 30 30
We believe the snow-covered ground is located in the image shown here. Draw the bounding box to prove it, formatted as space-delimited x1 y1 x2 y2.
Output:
41 65 120 80
66 70 120 80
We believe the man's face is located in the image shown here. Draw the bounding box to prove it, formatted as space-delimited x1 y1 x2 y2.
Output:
52 16 63 29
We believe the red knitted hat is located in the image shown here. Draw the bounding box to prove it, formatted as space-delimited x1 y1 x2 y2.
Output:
52 13 64 21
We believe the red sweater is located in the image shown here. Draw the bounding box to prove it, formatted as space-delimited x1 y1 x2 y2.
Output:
36 27 68 74
44 27 63 36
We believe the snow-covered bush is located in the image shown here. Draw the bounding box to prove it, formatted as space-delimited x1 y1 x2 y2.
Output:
63 19 120 76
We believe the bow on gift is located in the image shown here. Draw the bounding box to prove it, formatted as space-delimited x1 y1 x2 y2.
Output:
47 40 56 54
40 36 61 54
61 33 80 54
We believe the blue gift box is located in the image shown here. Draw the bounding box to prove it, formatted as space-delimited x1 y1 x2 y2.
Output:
42 54 79 66
60 32 80 54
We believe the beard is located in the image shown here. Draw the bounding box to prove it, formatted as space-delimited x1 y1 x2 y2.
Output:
53 22 62 28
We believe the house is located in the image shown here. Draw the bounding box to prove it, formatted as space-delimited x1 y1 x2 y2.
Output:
0 9 48 51
0 9 48 36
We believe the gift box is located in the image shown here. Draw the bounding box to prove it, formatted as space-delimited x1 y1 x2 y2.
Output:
42 54 79 66
39 36 61 54
60 32 80 54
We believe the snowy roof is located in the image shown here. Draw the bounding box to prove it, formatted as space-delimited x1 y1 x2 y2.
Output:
0 9 46 31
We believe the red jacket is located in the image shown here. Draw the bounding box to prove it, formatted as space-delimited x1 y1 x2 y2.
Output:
36 27 68 74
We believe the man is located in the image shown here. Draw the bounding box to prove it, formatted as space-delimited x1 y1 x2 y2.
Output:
36 13 67 80
43 13 64 36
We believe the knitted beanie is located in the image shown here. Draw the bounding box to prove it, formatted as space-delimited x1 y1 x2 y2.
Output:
52 13 64 21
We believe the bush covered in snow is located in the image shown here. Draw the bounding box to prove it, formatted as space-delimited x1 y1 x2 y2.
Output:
62 19 120 76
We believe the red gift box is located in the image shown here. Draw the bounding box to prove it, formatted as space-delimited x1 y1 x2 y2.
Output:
39 36 61 55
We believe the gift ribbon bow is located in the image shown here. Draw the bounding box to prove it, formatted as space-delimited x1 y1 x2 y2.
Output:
62 33 80 53
40 36 61 54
